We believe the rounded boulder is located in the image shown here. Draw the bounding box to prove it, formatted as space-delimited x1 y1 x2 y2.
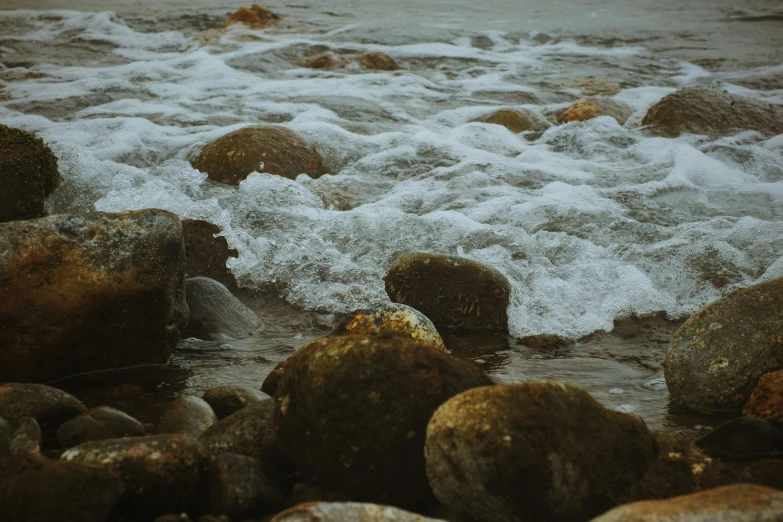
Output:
480 108 550 133
185 277 259 341
332 303 447 351
556 97 633 125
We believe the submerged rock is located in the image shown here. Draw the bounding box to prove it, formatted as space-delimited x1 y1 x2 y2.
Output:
58 406 146 448
556 97 634 125
480 108 550 133
183 219 238 289
270 502 447 521
664 277 783 414
273 334 492 508
696 417 783 460
332 303 447 351
641 86 783 137
191 126 328 185
203 385 268 419
158 395 218 439
424 382 657 522
743 369 783 427
357 52 400 71
0 383 86 438
206 452 285 517
199 399 276 459
225 4 281 29
0 210 189 382
384 252 511 332
589 484 783 522
185 277 259 340
0 124 61 223
297 51 348 69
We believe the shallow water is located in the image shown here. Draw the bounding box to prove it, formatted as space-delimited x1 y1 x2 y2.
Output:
3 0 783 432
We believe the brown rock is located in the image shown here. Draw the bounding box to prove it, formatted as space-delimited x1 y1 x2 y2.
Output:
261 360 287 397
182 219 238 289
744 369 783 426
226 4 281 29
191 126 328 185
358 52 400 71
199 399 276 460
297 51 348 69
206 452 285 517
158 395 217 439
0 383 86 439
641 86 783 137
332 303 447 351
557 97 634 125
58 406 146 448
0 124 61 223
203 385 268 419
480 108 550 133
0 210 189 383
739 459 783 491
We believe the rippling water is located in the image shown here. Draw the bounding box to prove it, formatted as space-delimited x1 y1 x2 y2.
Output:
3 0 782 431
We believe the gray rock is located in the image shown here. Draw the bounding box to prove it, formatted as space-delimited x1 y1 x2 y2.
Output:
158 395 217 439
9 417 41 455
269 502 448 521
199 399 275 460
0 383 86 438
664 277 783 414
57 406 146 448
206 452 284 517
0 210 189 382
185 277 259 341
203 385 268 419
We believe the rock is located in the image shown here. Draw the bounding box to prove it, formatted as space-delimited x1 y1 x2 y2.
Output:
191 126 328 185
9 417 41 455
297 51 348 69
0 124 61 223
424 382 658 522
199 399 275 460
744 369 783 427
0 210 189 382
154 515 193 522
641 86 783 137
556 97 634 125
270 502 447 522
589 484 783 522
58 406 146 448
225 4 281 29
284 483 351 508
696 417 783 460
61 434 203 514
384 253 511 332
480 108 550 133
0 417 10 453
206 452 285 517
183 219 238 289
332 303 447 351
664 277 783 414
739 459 783 490
158 395 218 439
0 383 86 438
203 385 268 419
261 360 287 397
357 52 400 71
0 455 125 522
185 277 259 341
273 334 492 508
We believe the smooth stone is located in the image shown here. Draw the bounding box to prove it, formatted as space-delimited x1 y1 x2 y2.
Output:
261 360 287 397
9 417 41 455
664 277 783 414
743 369 783 427
184 277 259 341
206 452 285 518
556 97 634 125
183 219 238 289
424 382 658 522
158 395 218 439
0 210 189 382
199 399 275 460
0 383 86 438
203 385 268 419
297 51 348 69
480 108 550 133
270 502 448 522
225 4 281 29
696 417 783 460
273 334 492 508
384 252 511 332
331 303 447 351
57 406 146 448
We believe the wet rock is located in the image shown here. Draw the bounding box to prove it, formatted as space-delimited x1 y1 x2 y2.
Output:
424 382 658 522
191 126 328 185
58 406 146 449
664 277 783 414
183 219 238 289
641 86 783 137
270 502 447 522
199 399 275 459
9 417 41 455
158 395 218 439
203 385 268 419
0 124 61 223
262 360 287 396
0 456 125 522
739 459 783 490
589 484 783 522
384 253 511 332
743 369 783 427
518 333 574 349
357 52 400 71
0 210 189 382
696 417 783 460
225 4 281 29
61 434 203 514
297 51 348 69
0 383 86 438
284 482 351 508
480 108 550 133
332 303 447 351
207 452 285 517
273 334 492 508
185 277 259 341
0 416 10 453
556 97 634 125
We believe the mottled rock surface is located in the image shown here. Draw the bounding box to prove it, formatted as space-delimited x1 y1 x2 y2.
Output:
297 51 348 69
185 277 259 340
57 406 145 448
358 52 399 71
225 4 281 29
158 395 217 439
262 360 287 396
207 452 284 517
182 219 238 289
203 385 268 419
744 369 783 427
332 303 446 351
0 383 85 438
556 97 633 125
199 399 275 459
480 108 550 133
270 502 447 522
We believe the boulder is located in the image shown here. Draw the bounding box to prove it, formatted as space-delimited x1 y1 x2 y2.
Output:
332 303 446 351
743 369 783 427
199 399 275 460
664 277 783 414
696 417 783 460
158 395 218 439
0 417 10 453
0 210 189 382
206 452 285 517
424 382 658 522
61 434 203 514
203 385 268 419
225 4 281 29
270 502 447 522
273 334 492 508
262 360 287 396
191 126 328 185
184 277 259 340
297 51 348 69
357 52 400 71
556 97 634 125
0 124 61 223
589 484 783 522
384 253 511 331
0 383 86 438
57 406 146 448
641 86 783 137
182 219 238 289
480 108 550 133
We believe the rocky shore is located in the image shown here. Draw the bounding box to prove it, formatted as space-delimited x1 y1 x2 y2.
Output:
2 4 783 522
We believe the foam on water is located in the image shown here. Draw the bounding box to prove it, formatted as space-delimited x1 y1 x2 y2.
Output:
2 9 783 340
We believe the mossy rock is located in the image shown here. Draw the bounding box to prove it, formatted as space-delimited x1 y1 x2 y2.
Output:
480 108 550 133
556 97 633 125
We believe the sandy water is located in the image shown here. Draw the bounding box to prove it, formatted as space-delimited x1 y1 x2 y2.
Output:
2 0 783 431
